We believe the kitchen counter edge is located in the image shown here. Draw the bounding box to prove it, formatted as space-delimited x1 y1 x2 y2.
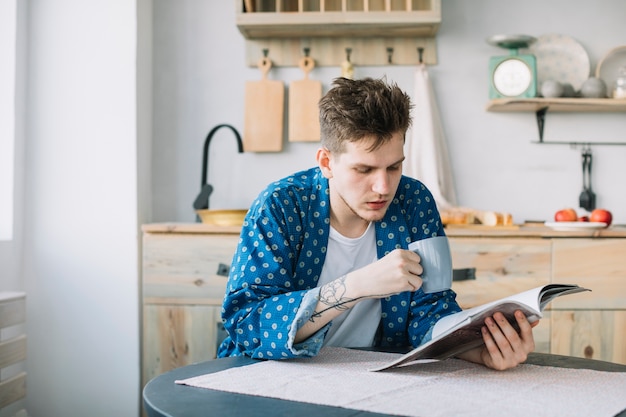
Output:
141 223 626 238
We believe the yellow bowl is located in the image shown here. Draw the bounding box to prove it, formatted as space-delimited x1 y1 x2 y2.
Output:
196 209 248 226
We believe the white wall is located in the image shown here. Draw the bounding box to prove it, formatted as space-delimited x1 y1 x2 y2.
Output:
2 2 624 416
0 0 16 243
152 0 626 225
0 2 26 413
20 1 148 416
0 0 26 289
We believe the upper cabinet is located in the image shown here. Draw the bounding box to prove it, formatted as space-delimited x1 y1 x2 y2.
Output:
235 0 441 67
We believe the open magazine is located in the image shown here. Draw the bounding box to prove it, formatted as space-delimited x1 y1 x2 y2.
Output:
370 284 590 372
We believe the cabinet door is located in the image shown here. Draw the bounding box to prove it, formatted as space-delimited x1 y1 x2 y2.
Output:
450 237 551 308
551 310 626 365
142 304 223 387
448 237 552 354
551 238 626 310
550 238 626 364
143 233 239 304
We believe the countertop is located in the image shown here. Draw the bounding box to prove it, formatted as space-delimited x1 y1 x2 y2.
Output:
142 223 242 235
142 223 626 238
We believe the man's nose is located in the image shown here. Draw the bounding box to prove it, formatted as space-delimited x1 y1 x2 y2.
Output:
372 171 391 195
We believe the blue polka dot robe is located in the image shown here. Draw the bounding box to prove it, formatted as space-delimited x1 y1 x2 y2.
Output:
218 167 461 359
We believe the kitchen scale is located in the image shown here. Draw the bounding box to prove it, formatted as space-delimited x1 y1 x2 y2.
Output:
487 34 537 99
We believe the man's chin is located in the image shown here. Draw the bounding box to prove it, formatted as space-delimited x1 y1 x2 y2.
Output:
358 210 387 223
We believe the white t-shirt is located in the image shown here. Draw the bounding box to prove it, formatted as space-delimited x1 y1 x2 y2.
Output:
317 222 381 347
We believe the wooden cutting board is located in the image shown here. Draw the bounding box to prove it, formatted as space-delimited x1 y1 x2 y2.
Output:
244 57 284 152
288 56 322 142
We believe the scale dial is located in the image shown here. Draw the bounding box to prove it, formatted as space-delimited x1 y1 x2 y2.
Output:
487 34 538 99
493 58 533 97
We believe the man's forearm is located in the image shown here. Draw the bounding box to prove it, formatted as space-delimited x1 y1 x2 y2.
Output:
294 274 364 343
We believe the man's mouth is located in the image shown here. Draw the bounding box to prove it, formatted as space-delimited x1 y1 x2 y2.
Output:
367 200 387 210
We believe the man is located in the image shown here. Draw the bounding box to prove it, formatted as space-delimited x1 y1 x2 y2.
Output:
218 77 535 370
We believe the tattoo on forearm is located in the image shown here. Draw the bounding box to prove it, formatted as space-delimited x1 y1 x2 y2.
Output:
310 275 365 322
319 275 350 309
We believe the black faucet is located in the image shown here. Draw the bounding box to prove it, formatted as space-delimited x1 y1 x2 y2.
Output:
193 124 244 211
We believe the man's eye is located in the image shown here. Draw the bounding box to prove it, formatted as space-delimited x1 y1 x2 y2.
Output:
388 165 401 171
355 167 371 174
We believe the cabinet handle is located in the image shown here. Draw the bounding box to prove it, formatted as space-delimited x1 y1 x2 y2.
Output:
217 263 230 277
452 268 476 281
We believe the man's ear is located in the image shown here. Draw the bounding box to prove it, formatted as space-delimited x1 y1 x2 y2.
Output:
316 147 333 179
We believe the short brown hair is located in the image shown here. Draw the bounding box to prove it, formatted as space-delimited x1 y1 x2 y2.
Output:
318 77 412 153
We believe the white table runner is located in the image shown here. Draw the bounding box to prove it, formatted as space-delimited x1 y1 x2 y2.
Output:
176 347 626 417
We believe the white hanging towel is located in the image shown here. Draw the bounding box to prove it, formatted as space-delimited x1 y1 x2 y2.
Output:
404 63 457 211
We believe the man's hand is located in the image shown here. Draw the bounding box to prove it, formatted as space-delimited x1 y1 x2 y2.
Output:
294 249 423 343
348 248 424 299
458 310 538 371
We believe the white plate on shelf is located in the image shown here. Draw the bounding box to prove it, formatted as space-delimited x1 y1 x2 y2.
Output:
527 33 591 91
544 222 607 231
596 45 626 95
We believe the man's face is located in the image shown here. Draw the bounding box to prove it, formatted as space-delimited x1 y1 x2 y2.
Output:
319 132 405 228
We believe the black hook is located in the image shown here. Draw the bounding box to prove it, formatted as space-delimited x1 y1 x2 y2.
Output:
417 47 424 64
345 47 352 62
303 47 310 57
386 47 393 64
262 48 269 58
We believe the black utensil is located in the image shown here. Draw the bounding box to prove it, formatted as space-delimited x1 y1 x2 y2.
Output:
586 150 596 210
578 149 596 211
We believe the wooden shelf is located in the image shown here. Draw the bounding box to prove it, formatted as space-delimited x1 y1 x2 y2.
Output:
486 98 626 145
237 1 440 38
236 0 441 67
237 11 440 39
486 98 626 113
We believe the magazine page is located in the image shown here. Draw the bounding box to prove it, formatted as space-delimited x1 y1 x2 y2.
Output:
537 284 590 310
431 286 545 340
369 284 589 371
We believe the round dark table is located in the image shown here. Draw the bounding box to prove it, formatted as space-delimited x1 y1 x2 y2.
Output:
143 352 626 417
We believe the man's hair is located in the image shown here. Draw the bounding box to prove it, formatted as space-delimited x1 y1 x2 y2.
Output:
318 77 413 153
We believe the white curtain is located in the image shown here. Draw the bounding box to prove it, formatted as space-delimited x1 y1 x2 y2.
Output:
404 64 457 211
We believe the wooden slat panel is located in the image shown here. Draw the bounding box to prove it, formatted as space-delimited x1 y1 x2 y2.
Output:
244 37 437 67
551 310 626 365
142 233 239 303
0 293 26 329
0 372 26 409
142 304 222 388
449 236 552 353
450 237 551 308
0 335 26 369
532 310 551 354
552 239 626 309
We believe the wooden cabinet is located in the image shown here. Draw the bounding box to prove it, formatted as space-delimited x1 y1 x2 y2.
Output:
141 223 626 392
550 238 626 364
449 229 626 364
0 292 27 412
141 224 240 389
449 237 553 353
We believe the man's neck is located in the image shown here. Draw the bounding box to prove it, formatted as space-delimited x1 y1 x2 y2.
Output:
329 205 370 238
